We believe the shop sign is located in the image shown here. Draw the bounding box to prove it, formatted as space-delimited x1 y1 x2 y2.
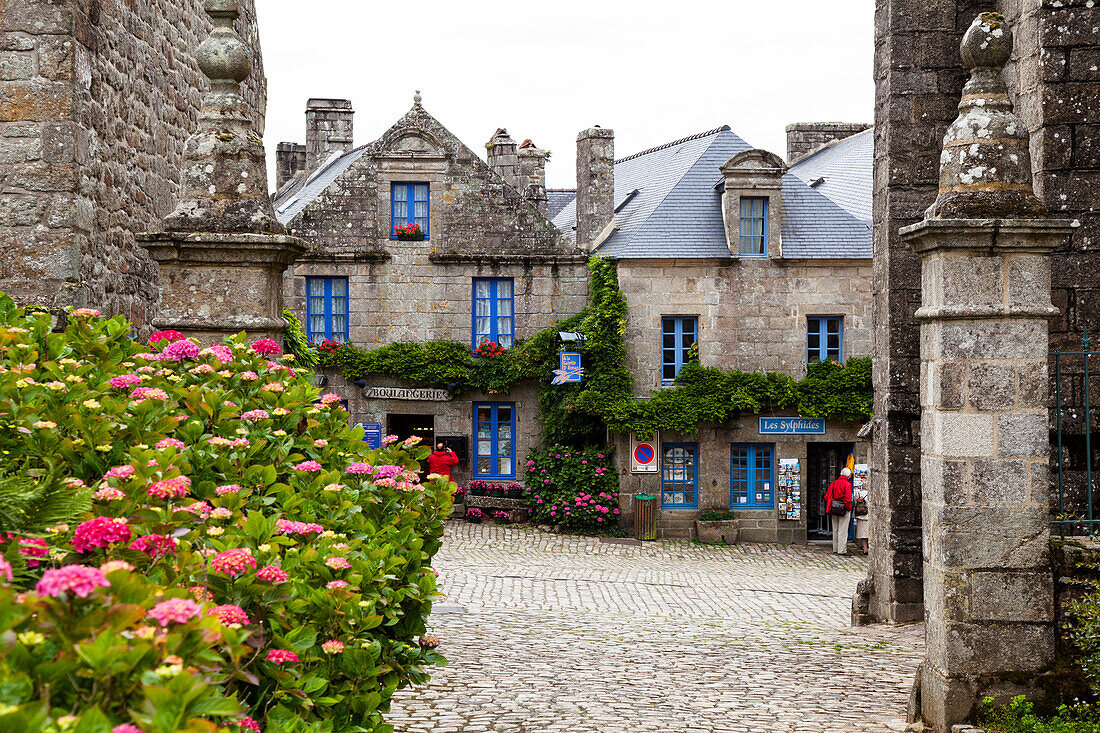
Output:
360 422 382 450
552 352 583 385
363 386 451 401
758 417 825 435
630 433 659 473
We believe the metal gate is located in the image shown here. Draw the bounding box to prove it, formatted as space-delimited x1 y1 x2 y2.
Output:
1053 327 1099 536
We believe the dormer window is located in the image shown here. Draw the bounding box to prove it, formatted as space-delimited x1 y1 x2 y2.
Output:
738 197 768 257
391 182 429 239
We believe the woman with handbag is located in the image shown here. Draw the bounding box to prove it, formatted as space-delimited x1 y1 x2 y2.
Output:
853 481 870 555
824 467 853 556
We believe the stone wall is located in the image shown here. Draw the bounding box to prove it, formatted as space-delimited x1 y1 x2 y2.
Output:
615 258 873 394
869 0 1100 626
785 122 872 164
0 0 266 326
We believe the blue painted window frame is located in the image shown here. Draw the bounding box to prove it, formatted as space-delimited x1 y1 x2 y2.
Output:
730 443 775 509
739 196 768 257
807 316 843 364
661 316 697 383
473 402 516 479
472 278 515 350
305 277 349 344
390 182 430 239
660 442 699 508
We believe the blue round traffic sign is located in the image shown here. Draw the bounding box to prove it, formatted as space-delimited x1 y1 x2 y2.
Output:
634 444 655 465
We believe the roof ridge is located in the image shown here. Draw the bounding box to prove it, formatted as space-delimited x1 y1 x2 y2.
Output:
615 125 731 164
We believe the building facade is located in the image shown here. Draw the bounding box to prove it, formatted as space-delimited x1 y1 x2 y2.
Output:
273 97 589 487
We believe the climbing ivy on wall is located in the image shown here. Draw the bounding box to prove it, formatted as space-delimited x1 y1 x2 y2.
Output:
317 257 873 444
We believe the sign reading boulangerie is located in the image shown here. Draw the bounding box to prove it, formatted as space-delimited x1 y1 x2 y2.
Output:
363 386 452 401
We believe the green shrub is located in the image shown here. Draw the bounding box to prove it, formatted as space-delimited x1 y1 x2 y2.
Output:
697 510 739 522
980 696 1100 732
522 445 619 530
0 298 451 732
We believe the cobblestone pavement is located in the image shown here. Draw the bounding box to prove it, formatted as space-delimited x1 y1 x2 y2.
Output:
389 522 924 732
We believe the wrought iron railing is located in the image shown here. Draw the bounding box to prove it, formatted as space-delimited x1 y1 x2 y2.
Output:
1053 327 1098 536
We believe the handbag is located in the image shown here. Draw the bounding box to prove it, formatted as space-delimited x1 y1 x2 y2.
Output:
829 498 849 516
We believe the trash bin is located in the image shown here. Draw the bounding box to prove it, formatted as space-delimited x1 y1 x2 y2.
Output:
634 494 656 540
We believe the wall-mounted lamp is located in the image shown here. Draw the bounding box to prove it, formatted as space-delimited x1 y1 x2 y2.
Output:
558 331 586 343
315 375 328 387
352 378 367 389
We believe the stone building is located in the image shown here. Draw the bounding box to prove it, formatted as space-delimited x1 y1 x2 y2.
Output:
0 0 267 327
866 0 1100 627
273 96 589 486
549 123 875 541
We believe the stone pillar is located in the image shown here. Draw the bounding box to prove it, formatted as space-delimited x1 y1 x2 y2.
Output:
275 142 307 190
575 126 614 247
486 128 519 189
517 139 549 214
899 13 1074 731
137 0 304 345
305 98 354 173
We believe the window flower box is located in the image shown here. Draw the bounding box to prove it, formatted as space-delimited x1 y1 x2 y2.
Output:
505 482 524 500
393 223 425 241
695 511 740 544
466 508 483 524
467 480 488 497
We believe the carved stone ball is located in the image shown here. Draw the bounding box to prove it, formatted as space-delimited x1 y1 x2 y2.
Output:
196 30 251 83
960 12 1012 70
204 0 239 16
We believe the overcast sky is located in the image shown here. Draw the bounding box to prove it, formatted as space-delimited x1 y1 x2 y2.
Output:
259 0 874 191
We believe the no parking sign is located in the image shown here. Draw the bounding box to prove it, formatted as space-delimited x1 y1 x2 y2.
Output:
631 434 659 473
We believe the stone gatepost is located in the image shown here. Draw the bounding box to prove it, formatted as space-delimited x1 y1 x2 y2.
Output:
138 0 304 344
900 13 1075 732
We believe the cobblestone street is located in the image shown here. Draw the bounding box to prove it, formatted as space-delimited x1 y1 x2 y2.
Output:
389 522 924 732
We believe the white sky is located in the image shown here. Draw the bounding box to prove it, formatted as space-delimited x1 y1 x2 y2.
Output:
259 0 874 192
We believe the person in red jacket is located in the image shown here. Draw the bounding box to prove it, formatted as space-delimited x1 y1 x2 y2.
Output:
426 443 459 481
824 467 853 555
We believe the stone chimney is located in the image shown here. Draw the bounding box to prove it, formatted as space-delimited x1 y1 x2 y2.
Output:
305 98 354 172
486 128 519 189
575 127 614 246
275 142 306 191
785 122 871 164
517 139 549 214
138 0 305 344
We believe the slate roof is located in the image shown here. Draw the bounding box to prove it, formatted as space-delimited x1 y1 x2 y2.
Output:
788 127 873 222
546 188 576 220
550 126 871 259
273 147 368 225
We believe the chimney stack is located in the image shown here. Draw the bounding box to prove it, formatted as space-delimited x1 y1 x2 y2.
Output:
785 122 870 164
517 139 549 214
305 98 354 172
486 128 519 189
275 142 306 191
575 127 614 246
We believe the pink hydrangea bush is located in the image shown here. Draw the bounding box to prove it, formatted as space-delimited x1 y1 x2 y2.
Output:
0 296 452 732
523 444 621 530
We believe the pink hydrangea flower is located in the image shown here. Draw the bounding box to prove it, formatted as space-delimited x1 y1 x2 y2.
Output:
35 565 109 598
189 585 214 602
371 465 402 480
209 507 233 520
275 519 324 536
104 464 135 480
240 371 259 381
178 500 211 517
99 560 134 574
261 382 284 393
215 484 243 496
325 580 348 590
113 724 145 733
148 330 184 344
319 393 341 404
0 556 12 582
130 386 169 401
241 409 270 420
147 597 201 626
211 548 257 577
156 438 185 450
207 437 231 447
256 565 289 583
191 363 215 374
72 516 131 553
18 537 48 567
92 486 125 501
71 308 100 317
382 434 399 446
265 649 299 664
207 604 250 625
325 556 351 570
322 640 344 654
208 344 234 363
110 374 143 389
294 460 322 472
161 339 201 362
235 718 261 733
251 339 282 355
129 534 178 557
147 475 191 499
346 462 372 475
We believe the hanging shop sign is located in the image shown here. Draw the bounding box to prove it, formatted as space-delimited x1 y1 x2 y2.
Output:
359 422 383 450
630 433 659 473
363 386 451 401
552 352 584 385
758 417 825 435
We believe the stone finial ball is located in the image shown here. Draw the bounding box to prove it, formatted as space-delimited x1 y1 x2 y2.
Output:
204 0 239 16
960 12 1012 69
196 33 251 83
